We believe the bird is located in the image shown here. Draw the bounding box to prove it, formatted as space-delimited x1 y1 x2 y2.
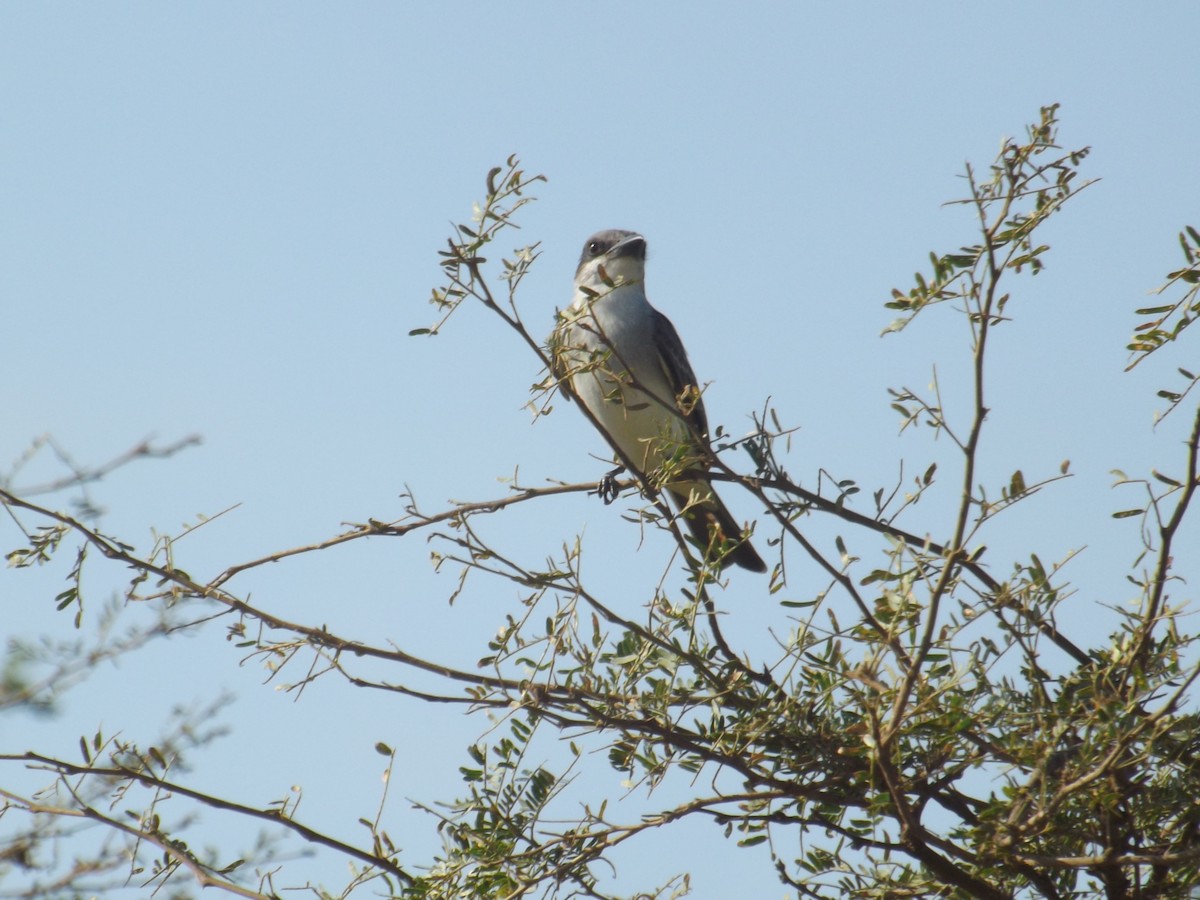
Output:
551 229 766 573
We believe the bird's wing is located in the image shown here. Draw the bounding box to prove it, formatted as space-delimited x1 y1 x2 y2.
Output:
651 309 709 442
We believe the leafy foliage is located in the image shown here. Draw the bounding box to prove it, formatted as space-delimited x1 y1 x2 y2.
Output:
4 109 1200 899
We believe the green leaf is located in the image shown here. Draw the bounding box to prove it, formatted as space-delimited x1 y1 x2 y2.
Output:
1009 470 1026 496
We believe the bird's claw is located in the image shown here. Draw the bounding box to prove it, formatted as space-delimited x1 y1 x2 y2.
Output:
595 466 625 505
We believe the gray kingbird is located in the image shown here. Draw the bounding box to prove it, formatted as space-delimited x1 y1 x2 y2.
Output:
551 229 767 573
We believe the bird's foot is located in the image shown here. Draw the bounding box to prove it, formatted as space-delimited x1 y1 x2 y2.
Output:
594 466 625 505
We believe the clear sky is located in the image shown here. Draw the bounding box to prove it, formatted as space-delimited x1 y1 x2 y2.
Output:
3 4 1199 897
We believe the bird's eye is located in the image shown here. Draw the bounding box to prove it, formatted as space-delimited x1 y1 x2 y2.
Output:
588 241 602 256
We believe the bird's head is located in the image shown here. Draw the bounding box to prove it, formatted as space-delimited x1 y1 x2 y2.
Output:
573 229 647 293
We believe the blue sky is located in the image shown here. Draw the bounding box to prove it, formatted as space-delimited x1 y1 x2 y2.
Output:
3 4 1199 897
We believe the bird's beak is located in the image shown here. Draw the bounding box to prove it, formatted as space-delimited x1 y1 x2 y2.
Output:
608 234 646 260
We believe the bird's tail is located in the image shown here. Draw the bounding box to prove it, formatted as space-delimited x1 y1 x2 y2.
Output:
667 484 767 573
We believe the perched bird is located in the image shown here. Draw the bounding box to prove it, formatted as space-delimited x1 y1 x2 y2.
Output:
551 229 766 573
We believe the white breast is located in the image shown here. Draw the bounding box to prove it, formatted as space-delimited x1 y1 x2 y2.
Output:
561 285 689 475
